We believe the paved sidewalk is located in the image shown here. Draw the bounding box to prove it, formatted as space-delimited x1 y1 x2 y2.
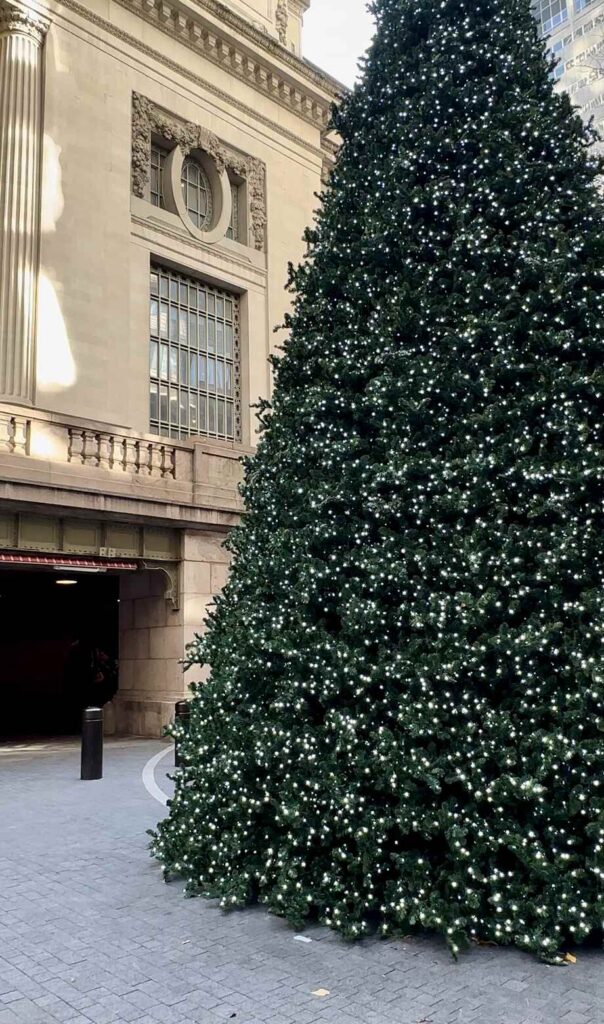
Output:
0 738 602 1024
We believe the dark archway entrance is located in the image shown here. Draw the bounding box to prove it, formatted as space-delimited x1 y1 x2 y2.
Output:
0 568 119 738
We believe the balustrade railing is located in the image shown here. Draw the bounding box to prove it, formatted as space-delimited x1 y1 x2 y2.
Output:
67 429 177 479
0 413 29 454
0 408 243 505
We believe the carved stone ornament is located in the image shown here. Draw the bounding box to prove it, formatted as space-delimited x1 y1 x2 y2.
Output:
0 1 49 43
131 93 267 252
142 560 180 611
275 0 288 46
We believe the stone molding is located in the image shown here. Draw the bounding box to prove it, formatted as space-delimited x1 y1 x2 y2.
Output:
0 1 49 43
132 92 267 251
160 0 337 96
130 208 268 283
142 560 180 608
56 0 332 164
113 0 335 129
165 145 232 246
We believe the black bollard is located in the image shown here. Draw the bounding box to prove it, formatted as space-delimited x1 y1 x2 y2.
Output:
175 699 191 768
81 706 103 780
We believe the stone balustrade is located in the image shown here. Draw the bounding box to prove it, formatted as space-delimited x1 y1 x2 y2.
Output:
0 412 30 454
67 428 177 479
0 403 245 514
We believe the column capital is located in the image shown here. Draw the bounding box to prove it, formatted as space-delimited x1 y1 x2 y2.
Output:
0 2 49 45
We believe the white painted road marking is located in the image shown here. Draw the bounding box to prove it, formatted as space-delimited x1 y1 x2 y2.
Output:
142 744 173 806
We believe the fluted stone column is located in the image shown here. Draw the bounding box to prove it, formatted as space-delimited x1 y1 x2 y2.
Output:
0 2 49 404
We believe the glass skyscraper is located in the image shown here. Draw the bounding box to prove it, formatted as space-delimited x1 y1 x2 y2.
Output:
535 0 604 149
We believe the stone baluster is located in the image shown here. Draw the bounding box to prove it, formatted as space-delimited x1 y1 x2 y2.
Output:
163 446 176 479
67 428 84 463
12 415 28 453
149 443 163 477
97 433 112 469
0 411 13 451
82 431 99 466
136 441 149 475
109 435 123 469
0 2 49 404
124 438 138 473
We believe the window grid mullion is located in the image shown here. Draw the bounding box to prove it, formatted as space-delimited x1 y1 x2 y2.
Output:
149 265 240 443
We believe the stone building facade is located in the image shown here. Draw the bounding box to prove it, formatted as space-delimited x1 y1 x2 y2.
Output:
0 0 340 736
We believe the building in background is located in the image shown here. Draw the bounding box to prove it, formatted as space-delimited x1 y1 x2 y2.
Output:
0 0 340 737
535 0 604 144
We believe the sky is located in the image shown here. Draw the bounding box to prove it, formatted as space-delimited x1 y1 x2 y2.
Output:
302 0 376 88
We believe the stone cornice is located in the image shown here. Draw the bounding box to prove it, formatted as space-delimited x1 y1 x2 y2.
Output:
0 1 49 42
110 0 343 129
56 0 332 162
186 0 341 96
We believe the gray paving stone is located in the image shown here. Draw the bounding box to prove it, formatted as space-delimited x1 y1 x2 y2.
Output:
0 1011 21 1024
0 737 602 1024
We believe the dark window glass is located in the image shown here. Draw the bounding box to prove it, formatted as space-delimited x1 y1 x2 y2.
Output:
150 145 167 208
226 183 240 241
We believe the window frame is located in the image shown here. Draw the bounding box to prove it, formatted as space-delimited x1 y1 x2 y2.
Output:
149 265 242 443
180 156 214 232
536 0 569 33
149 141 169 209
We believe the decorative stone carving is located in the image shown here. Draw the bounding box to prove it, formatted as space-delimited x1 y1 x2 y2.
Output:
131 93 267 251
0 1 47 42
0 2 50 405
121 0 330 124
59 0 332 172
275 0 288 46
143 560 180 609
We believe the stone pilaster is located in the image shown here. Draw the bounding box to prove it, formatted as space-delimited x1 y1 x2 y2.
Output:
0 2 49 404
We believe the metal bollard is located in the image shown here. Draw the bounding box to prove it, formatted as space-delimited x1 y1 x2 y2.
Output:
81 706 103 780
174 699 191 768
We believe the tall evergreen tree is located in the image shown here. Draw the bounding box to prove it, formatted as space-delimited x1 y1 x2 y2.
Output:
151 0 604 959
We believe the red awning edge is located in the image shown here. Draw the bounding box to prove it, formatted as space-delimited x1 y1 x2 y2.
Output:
0 553 139 571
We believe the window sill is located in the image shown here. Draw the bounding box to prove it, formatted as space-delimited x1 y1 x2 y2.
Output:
130 196 267 272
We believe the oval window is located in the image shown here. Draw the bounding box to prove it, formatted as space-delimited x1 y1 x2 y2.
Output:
181 157 213 231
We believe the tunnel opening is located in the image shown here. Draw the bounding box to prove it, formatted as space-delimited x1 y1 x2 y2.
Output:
0 567 119 739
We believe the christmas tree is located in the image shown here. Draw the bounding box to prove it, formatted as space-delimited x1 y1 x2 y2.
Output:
151 0 604 960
